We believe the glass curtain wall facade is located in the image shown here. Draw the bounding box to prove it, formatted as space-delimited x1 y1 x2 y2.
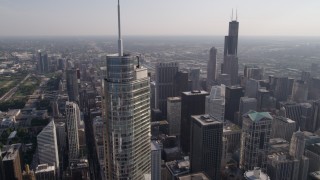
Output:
104 54 151 179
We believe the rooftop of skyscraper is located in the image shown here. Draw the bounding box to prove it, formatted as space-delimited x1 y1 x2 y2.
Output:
178 172 210 180
223 120 241 132
245 111 273 122
192 114 222 126
35 164 55 173
2 143 21 161
183 90 208 96
309 171 320 179
166 159 190 176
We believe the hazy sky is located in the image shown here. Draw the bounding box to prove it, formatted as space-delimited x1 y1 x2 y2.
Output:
0 0 319 36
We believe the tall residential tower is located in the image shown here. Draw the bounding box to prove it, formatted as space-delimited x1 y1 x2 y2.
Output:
103 1 151 179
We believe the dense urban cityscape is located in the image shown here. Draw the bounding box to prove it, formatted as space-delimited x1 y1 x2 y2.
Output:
1 1 320 180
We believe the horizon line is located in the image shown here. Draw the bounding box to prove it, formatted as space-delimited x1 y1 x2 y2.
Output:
1 34 320 38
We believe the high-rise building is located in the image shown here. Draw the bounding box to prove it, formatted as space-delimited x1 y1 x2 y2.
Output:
65 101 80 161
305 142 320 173
222 55 239 85
271 114 296 142
308 78 320 100
280 102 303 130
1 144 22 180
205 85 225 121
37 120 59 171
174 71 189 95
301 103 313 132
189 68 201 91
67 159 90 180
103 55 151 179
223 121 241 154
292 80 308 103
150 81 156 109
239 97 257 116
55 122 66 154
240 111 273 171
289 130 309 180
155 62 179 116
244 167 270 180
222 16 239 85
301 71 311 82
217 73 231 86
190 115 223 180
269 76 290 103
224 16 239 56
35 164 56 180
42 53 49 73
181 90 209 154
103 2 151 179
165 159 190 179
238 97 257 126
267 153 299 180
167 97 181 136
66 68 79 102
244 65 264 80
224 86 244 122
311 100 320 132
289 130 305 159
37 50 43 73
37 50 50 74
0 150 3 180
245 79 260 98
151 141 161 180
207 47 218 89
257 89 276 111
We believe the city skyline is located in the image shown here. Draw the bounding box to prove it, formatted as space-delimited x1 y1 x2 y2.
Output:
0 0 320 37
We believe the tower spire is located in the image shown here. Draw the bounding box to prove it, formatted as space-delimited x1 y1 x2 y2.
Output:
236 9 238 21
231 8 234 21
117 0 123 56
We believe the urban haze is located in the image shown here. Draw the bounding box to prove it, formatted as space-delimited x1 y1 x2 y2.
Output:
0 1 320 180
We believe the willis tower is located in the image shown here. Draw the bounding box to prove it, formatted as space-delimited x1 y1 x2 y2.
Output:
222 10 239 85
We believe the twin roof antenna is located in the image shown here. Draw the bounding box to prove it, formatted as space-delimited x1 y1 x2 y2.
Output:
117 0 123 56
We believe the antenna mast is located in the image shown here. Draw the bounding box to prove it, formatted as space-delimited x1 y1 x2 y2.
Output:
231 8 234 21
236 9 238 21
118 0 123 56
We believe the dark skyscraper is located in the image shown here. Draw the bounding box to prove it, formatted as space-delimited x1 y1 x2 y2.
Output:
222 13 240 85
37 50 49 74
155 62 179 117
269 76 290 103
66 68 79 102
224 18 239 56
175 71 189 95
181 90 209 154
225 86 244 122
1 144 23 180
190 115 223 180
207 47 217 90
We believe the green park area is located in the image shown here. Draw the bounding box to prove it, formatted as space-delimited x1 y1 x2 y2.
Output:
14 76 40 98
0 71 28 97
0 73 40 111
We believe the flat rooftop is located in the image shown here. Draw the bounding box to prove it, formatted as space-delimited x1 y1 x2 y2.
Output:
178 172 210 180
192 114 223 126
182 90 208 96
167 97 181 101
2 143 21 161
